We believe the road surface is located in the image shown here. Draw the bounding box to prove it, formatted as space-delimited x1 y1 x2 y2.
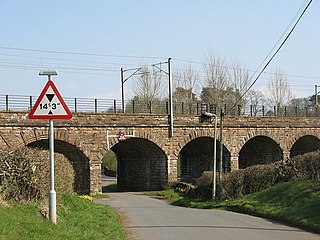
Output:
95 191 320 240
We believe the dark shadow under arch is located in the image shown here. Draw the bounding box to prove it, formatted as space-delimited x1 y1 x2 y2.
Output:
179 137 231 182
28 139 90 194
290 135 320 158
111 137 168 191
239 136 282 169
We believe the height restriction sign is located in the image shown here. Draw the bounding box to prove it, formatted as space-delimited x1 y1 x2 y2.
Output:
29 80 72 119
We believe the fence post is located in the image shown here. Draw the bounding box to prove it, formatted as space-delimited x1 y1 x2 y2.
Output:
74 98 77 113
114 99 117 113
181 102 184 114
295 106 298 117
132 100 135 114
165 101 169 114
250 105 253 116
274 106 276 116
238 105 241 116
284 106 287 117
5 95 8 111
148 101 152 114
29 96 33 110
196 103 199 115
95 99 98 113
262 106 265 116
305 107 308 117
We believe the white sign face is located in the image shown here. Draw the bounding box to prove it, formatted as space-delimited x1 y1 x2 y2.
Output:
29 80 72 119
33 86 67 116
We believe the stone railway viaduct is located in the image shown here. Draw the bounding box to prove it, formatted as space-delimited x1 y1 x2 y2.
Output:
1 111 320 194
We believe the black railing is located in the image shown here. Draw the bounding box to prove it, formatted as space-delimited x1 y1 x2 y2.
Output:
0 94 318 117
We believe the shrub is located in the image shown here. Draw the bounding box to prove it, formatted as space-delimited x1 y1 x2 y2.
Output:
293 151 320 180
275 158 298 182
190 151 320 201
169 181 195 196
242 164 277 195
0 147 74 203
217 164 277 200
101 150 117 176
276 151 320 182
192 171 213 200
218 169 244 200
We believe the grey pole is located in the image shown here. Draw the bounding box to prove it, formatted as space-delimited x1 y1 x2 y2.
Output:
219 109 224 182
39 70 57 224
49 118 56 224
315 85 318 106
212 115 217 200
168 58 174 137
121 67 125 113
47 73 57 224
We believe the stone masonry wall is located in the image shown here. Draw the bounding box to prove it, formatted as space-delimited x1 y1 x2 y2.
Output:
1 111 320 192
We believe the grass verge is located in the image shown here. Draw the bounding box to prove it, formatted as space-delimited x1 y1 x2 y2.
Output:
0 193 126 240
146 180 320 233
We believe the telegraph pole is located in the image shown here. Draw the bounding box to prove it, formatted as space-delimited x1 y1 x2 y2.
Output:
151 58 173 137
315 85 319 106
219 108 224 182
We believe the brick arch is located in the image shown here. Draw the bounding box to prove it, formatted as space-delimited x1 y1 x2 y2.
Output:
286 130 320 155
234 129 283 155
19 128 99 193
177 128 214 153
111 137 168 191
19 128 87 155
290 134 320 158
28 139 91 194
106 129 168 157
136 130 169 157
238 134 283 169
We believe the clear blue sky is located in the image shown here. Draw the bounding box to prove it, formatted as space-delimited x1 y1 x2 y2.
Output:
0 0 319 100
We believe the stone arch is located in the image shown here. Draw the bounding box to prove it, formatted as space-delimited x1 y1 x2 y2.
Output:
27 139 90 194
179 136 231 182
178 128 213 152
235 129 283 153
290 135 320 158
239 135 282 169
111 137 168 191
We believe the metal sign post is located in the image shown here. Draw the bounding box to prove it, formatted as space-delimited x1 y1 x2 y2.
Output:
49 118 56 224
29 70 72 224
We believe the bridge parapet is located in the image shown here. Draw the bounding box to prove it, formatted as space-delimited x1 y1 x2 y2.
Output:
1 111 320 129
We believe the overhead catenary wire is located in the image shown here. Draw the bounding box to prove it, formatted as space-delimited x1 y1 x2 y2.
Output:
0 46 167 60
0 48 319 81
233 0 314 107
244 0 311 88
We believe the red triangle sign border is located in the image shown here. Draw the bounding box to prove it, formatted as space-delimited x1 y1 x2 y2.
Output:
29 80 72 120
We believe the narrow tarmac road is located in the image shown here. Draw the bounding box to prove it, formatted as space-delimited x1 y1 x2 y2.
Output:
95 191 320 240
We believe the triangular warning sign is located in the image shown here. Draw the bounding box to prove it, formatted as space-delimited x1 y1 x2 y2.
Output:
29 81 72 120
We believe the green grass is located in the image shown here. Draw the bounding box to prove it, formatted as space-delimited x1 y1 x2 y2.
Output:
0 193 126 240
147 180 320 233
218 180 320 233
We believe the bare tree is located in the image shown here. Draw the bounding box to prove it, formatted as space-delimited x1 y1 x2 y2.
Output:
246 90 266 116
132 64 165 102
224 59 251 114
265 68 292 107
173 64 199 103
229 59 250 105
201 53 230 107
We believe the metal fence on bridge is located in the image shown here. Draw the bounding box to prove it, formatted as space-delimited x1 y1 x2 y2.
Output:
0 94 318 117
